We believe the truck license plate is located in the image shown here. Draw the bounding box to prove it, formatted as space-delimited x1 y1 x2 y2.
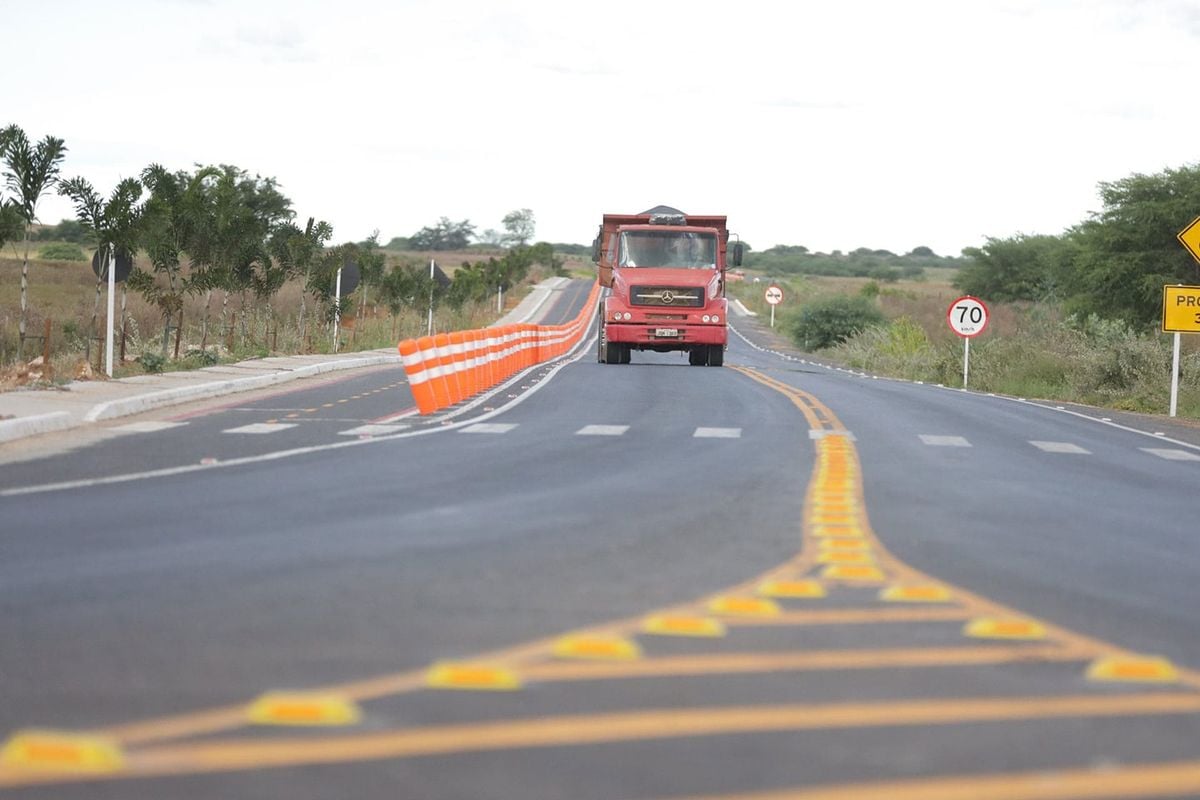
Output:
654 328 680 338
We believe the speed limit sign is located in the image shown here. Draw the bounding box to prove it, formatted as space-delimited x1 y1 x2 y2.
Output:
947 296 989 338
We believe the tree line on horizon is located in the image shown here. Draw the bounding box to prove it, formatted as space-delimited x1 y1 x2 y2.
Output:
954 163 1200 328
0 124 562 363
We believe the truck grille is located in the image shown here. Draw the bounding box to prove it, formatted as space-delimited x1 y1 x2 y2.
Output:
630 286 704 308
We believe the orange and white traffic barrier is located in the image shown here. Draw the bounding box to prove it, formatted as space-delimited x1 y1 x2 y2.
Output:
397 281 602 414
398 338 438 415
449 331 471 400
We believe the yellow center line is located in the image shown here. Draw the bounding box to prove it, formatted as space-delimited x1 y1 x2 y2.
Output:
731 367 1200 685
9 695 1200 787
721 607 973 627
662 758 1200 800
518 645 1092 684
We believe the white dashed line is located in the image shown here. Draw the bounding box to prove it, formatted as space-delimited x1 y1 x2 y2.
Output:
694 427 742 439
919 435 972 447
339 424 410 436
460 423 518 434
1029 441 1091 454
576 425 629 436
1141 448 1200 461
112 421 188 433
222 423 298 434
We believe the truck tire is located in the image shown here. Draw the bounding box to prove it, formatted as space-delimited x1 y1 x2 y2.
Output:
688 348 707 366
707 344 725 367
597 315 607 363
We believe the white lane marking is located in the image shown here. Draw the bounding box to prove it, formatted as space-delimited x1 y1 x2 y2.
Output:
1 327 600 498
1142 448 1200 462
460 423 518 434
694 427 742 439
340 424 410 436
222 423 298 434
576 425 629 436
1030 440 1091 454
112 421 188 433
919 435 972 447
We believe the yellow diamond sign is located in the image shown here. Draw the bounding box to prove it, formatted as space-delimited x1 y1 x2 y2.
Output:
1178 216 1200 263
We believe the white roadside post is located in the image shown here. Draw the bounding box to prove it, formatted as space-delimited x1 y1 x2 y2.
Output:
333 265 343 353
765 284 784 327
1161 284 1200 418
947 296 989 388
105 247 115 377
427 259 436 336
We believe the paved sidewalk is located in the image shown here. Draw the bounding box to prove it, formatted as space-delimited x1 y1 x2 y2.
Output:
0 349 404 445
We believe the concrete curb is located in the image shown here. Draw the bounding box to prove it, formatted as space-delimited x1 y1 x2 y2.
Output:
0 353 402 445
0 412 74 444
82 354 402 422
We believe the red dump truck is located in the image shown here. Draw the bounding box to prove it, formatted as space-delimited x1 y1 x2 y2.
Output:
592 205 742 366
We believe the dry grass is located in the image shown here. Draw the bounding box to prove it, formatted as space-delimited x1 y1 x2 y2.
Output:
0 245 546 387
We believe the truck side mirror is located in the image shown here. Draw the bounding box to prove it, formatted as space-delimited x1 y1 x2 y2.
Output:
732 242 744 267
592 235 602 263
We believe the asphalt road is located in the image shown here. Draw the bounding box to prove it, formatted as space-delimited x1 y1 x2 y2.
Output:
2 286 1200 799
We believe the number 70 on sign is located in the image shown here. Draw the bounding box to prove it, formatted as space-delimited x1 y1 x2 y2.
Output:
947 296 989 338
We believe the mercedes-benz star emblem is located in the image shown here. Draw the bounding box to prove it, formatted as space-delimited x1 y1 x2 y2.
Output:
661 290 675 304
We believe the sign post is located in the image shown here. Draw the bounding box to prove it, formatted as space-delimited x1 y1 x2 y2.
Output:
765 284 783 328
1170 216 1200 417
947 296 989 388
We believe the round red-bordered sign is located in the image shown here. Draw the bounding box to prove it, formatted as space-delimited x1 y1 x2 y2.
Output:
947 296 989 338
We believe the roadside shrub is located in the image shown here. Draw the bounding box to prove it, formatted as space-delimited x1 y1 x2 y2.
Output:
186 348 219 366
138 351 166 373
37 243 87 261
788 295 885 350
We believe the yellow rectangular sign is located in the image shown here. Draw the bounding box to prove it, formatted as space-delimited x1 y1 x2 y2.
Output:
1162 285 1200 332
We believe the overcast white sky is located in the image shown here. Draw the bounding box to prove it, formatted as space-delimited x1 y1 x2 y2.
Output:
7 0 1200 256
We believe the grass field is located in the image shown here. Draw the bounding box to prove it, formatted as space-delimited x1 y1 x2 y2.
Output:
729 267 1200 418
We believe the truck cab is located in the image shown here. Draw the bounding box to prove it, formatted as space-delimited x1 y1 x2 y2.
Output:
593 207 741 366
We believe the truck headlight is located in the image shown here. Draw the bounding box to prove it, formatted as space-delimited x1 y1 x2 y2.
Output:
702 315 711 323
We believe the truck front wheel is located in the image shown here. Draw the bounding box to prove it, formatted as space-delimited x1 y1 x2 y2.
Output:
707 344 725 367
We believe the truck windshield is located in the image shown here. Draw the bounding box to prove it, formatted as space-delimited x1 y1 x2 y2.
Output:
618 231 717 269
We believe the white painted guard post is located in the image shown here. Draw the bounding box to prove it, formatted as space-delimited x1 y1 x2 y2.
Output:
332 265 343 353
105 247 115 377
947 296 989 388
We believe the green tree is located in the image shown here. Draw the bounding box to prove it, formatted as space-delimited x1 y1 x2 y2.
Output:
355 230 387 318
955 234 1075 302
135 165 220 354
501 208 535 248
1067 164 1200 326
409 217 475 250
2 124 67 358
269 217 333 345
58 176 144 356
189 165 293 348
